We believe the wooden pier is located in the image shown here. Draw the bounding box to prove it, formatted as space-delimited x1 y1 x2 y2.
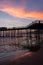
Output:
0 20 43 51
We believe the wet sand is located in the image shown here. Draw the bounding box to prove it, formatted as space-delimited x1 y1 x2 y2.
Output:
0 42 43 65
0 44 43 65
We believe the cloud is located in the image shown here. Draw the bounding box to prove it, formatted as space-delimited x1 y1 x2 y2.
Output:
1 7 43 20
0 18 28 27
0 0 43 20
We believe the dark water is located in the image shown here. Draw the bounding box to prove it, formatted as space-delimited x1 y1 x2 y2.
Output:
0 37 28 52
0 37 43 65
0 37 29 61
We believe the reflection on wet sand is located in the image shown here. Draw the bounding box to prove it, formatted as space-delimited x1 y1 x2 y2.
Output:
10 52 32 62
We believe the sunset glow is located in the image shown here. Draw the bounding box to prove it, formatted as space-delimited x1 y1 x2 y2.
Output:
0 0 43 27
1 8 43 19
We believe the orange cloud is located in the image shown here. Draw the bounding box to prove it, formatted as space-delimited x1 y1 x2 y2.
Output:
0 2 43 20
1 7 43 20
25 11 43 20
1 7 24 17
0 0 43 20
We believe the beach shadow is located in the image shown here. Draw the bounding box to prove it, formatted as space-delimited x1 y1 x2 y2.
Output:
29 45 40 52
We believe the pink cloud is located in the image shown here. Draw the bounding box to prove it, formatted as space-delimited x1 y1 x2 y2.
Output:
0 0 43 20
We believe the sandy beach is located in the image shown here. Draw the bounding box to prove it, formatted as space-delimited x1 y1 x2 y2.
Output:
0 42 43 65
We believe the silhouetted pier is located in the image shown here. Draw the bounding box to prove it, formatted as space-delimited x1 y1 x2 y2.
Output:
0 20 43 51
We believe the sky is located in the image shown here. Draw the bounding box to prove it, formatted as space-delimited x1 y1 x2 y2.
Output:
0 0 43 27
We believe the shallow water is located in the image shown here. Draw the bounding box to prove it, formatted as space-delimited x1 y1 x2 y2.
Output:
0 37 43 65
0 37 29 61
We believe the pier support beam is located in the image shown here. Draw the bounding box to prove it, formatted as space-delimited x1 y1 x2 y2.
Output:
37 21 40 43
26 29 29 46
3 30 4 37
29 29 32 46
17 29 20 47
